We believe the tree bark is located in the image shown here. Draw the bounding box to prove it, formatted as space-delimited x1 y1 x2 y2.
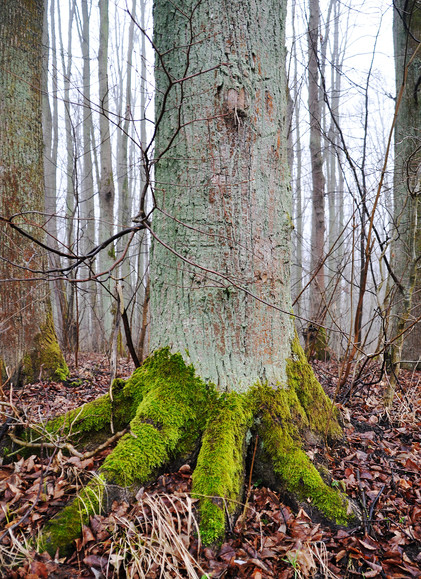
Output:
304 0 329 360
308 0 326 328
78 0 101 351
150 0 293 390
326 0 344 356
98 0 115 340
0 0 67 385
291 0 304 323
56 0 79 353
386 0 421 404
392 0 421 374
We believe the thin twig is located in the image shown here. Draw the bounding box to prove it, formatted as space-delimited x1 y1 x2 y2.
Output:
8 427 129 460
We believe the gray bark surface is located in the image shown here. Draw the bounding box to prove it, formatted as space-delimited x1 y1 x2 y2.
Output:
0 0 64 383
308 0 326 325
98 0 115 340
150 0 292 391
392 0 421 370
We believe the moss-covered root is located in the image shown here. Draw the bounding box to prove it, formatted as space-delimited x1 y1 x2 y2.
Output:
11 378 132 458
38 474 106 557
36 350 216 557
47 389 117 439
192 393 252 545
100 350 214 487
255 383 359 527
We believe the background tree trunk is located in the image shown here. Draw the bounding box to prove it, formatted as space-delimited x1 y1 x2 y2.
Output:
291 0 304 323
0 0 67 385
325 0 345 355
57 0 78 354
77 0 101 351
386 0 421 403
98 0 115 341
394 0 421 371
307 0 326 330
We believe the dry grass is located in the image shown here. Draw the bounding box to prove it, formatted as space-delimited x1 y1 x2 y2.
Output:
0 526 34 573
105 491 207 579
283 541 340 579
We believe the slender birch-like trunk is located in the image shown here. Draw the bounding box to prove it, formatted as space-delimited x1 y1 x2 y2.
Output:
306 0 327 358
98 0 115 341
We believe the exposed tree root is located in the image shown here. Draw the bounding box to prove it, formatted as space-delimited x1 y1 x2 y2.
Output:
5 347 360 556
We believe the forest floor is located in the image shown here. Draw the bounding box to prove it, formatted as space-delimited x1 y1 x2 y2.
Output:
0 353 420 578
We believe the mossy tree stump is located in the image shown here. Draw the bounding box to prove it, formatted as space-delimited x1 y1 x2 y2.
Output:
303 324 331 361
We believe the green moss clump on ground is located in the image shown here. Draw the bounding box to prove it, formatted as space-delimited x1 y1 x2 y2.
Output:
45 378 131 441
271 449 351 524
192 393 252 545
37 349 217 556
31 346 358 557
252 342 357 526
38 474 106 557
11 378 134 456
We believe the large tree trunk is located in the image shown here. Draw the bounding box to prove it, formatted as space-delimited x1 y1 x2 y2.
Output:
9 0 359 556
386 0 421 404
150 0 292 390
392 0 421 369
0 0 67 385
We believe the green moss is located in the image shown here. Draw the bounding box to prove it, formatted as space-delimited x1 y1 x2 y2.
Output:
10 379 135 458
303 324 330 361
30 346 357 557
101 349 215 487
192 393 252 545
38 474 106 557
23 311 68 383
252 374 355 526
257 392 350 524
47 393 113 438
41 378 132 445
272 448 351 524
54 366 69 382
250 381 308 465
287 333 341 439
